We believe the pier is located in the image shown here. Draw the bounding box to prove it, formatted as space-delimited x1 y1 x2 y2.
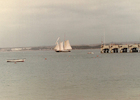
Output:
110 44 119 53
119 45 128 53
101 45 110 53
128 44 139 53
101 44 140 53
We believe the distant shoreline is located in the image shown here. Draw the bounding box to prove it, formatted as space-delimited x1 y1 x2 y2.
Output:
2 41 140 52
0 45 101 52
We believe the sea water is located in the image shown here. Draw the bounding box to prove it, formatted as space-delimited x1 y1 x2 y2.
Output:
0 50 140 100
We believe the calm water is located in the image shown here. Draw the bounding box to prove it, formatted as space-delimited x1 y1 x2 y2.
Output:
0 50 140 100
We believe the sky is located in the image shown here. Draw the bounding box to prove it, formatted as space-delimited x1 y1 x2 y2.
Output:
0 0 140 47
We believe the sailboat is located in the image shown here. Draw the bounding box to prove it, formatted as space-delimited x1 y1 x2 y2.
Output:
54 37 72 52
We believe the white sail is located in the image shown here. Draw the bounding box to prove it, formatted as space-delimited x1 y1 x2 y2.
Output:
64 40 72 50
54 42 60 51
59 42 64 51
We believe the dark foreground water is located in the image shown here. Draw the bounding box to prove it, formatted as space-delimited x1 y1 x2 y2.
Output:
0 50 140 100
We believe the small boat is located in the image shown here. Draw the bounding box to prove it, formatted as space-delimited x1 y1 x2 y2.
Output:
87 52 94 54
54 37 72 52
7 59 25 62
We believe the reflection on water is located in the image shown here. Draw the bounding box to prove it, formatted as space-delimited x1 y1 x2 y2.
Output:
0 50 140 100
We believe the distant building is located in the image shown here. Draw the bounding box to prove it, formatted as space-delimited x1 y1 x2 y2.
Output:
11 48 22 51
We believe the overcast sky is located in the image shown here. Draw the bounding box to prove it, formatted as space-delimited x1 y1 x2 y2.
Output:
0 0 140 47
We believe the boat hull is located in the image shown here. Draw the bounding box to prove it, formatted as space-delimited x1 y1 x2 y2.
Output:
7 59 25 62
55 50 71 52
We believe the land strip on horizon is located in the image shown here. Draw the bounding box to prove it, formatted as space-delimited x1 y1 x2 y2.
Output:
0 41 140 51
